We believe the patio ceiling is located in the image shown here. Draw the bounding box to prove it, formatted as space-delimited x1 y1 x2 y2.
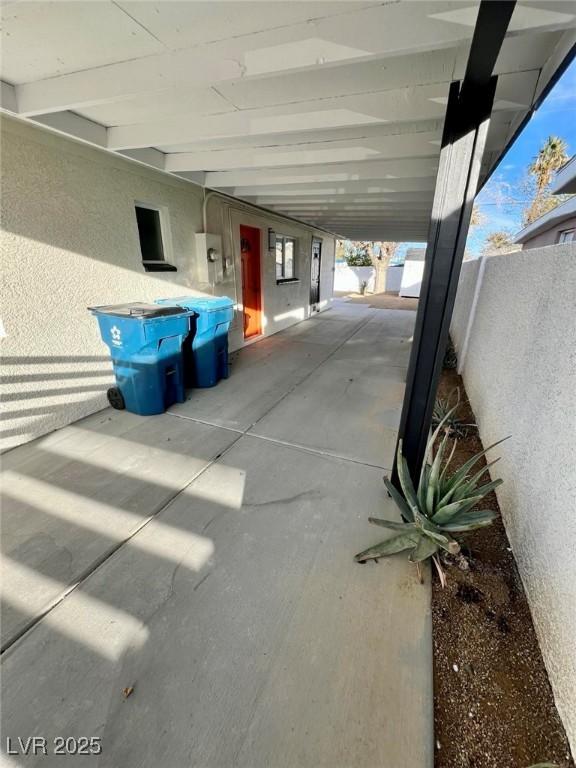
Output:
1 1 575 241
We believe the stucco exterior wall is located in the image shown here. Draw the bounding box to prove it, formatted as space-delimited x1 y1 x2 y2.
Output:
449 257 481 352
1 116 335 449
209 202 335 350
520 215 576 249
451 243 576 752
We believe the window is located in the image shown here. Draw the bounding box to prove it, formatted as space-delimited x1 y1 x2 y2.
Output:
558 228 575 243
275 236 297 282
135 203 176 272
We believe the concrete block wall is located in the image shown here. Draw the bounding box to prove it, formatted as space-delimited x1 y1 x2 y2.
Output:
449 258 480 353
0 116 335 449
333 263 375 294
333 263 406 295
451 243 576 752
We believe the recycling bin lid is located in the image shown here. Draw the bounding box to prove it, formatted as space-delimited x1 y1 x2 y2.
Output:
89 302 186 318
156 296 234 313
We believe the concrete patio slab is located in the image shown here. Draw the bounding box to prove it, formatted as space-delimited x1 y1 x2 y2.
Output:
2 436 433 768
248 307 415 469
316 301 376 319
358 308 417 339
1 300 430 767
168 308 374 431
329 309 415 367
275 312 372 345
1 410 237 648
168 338 337 431
332 336 411 366
251 356 406 468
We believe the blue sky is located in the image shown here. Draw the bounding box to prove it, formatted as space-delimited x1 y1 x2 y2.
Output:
466 56 576 255
397 57 576 259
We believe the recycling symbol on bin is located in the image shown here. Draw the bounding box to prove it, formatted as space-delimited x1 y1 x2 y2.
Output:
110 325 122 347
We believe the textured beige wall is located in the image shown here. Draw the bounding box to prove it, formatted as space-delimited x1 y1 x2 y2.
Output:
1 116 334 449
451 244 576 752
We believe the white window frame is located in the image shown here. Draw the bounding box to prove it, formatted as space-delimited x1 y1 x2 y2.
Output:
558 228 575 243
134 201 175 271
275 235 297 283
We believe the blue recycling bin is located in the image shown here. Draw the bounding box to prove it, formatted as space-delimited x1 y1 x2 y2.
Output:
155 296 234 388
89 302 193 415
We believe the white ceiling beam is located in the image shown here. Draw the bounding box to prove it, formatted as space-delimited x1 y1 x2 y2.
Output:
246 198 433 208
335 225 427 232
299 222 431 229
202 158 439 187
269 203 433 211
109 84 448 150
13 1 478 117
159 119 443 153
158 90 529 157
271 203 432 212
169 147 406 175
336 230 428 240
31 112 107 147
293 221 430 227
15 52 240 117
295 212 431 219
120 148 166 171
534 27 576 102
216 48 458 112
335 222 430 228
205 169 437 188
166 129 442 172
274 213 432 221
245 192 435 205
228 178 437 197
0 81 17 113
335 225 428 230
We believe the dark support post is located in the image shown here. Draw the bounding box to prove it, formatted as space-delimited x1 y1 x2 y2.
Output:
392 0 515 487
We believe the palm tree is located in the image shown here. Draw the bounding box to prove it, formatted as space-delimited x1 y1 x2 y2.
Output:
524 136 568 224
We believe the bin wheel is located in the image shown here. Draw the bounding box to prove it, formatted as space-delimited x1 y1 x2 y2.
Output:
107 387 125 410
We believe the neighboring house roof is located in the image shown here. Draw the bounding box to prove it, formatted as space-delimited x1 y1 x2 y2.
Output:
514 195 576 244
552 155 576 194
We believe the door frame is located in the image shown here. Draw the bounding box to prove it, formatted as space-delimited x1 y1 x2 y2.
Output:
239 223 263 341
310 237 322 310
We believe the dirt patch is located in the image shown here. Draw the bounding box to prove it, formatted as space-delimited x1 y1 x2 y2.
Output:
433 368 574 768
333 290 419 311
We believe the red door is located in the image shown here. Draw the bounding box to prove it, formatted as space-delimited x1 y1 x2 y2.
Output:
240 225 262 339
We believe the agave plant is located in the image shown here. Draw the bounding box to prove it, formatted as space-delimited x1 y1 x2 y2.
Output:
432 390 476 439
354 402 507 585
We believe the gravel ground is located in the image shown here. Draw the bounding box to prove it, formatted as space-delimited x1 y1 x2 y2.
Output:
432 368 574 768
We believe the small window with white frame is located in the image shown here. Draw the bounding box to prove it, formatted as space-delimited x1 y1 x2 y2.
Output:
275 235 297 282
135 202 177 272
558 228 575 243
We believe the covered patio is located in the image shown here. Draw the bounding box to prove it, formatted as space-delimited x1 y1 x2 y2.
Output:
1 300 434 767
2 0 576 764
